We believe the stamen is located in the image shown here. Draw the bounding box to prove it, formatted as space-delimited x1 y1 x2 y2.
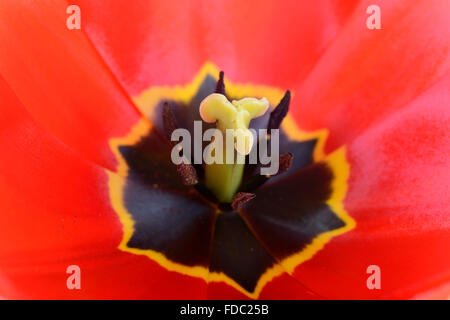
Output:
276 152 293 176
231 192 256 210
162 102 178 142
162 102 198 186
215 71 225 95
239 153 295 192
177 163 199 186
268 90 290 130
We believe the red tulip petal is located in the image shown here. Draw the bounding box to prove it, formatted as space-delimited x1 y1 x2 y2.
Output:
205 272 320 300
0 76 207 299
412 281 450 300
0 0 145 172
258 273 322 300
75 0 359 94
291 0 450 152
291 73 450 299
206 282 251 300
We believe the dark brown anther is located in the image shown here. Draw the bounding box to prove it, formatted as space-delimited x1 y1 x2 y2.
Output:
231 192 256 210
162 102 198 186
268 90 290 130
177 163 198 186
162 102 178 144
215 71 226 95
276 153 293 176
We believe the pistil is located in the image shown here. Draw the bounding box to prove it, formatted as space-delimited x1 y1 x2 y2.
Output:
199 93 269 203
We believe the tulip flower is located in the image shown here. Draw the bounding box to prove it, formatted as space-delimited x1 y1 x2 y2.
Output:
0 0 449 300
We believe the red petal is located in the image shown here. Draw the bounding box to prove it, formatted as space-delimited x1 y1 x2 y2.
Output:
292 73 450 299
0 76 206 299
205 272 321 300
412 281 450 300
75 0 359 94
0 0 144 172
291 0 450 152
258 273 321 299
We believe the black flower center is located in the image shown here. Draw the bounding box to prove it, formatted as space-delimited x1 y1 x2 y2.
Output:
109 65 354 297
